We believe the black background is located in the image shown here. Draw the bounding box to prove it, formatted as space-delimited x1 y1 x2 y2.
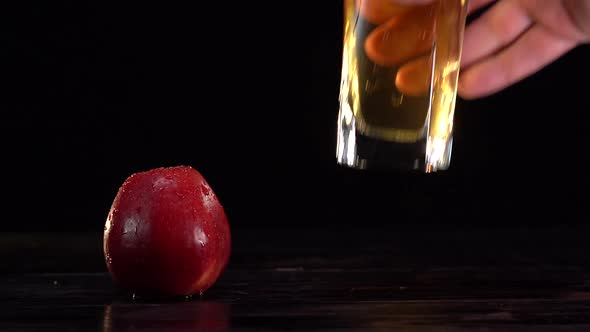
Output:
2 1 589 233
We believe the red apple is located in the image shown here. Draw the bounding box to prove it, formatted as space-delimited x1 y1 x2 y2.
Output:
103 165 231 297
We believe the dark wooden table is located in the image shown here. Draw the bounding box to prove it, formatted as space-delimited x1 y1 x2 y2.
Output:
2 224 590 331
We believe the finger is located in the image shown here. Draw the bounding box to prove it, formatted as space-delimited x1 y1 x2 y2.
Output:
563 0 590 39
357 0 413 25
396 0 496 14
393 0 492 13
466 0 496 15
460 0 533 69
364 5 436 66
391 0 434 4
395 54 432 96
458 24 578 99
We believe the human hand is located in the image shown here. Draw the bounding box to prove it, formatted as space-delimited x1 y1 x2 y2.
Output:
389 0 590 99
458 0 590 99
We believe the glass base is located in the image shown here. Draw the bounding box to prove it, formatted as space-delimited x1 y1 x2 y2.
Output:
336 115 452 173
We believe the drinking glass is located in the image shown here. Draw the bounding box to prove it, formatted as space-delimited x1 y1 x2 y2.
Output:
336 0 468 172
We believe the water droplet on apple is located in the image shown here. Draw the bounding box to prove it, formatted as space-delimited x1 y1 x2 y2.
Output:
199 240 205 247
201 184 211 196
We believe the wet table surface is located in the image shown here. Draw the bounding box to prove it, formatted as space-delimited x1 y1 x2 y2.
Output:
2 224 590 331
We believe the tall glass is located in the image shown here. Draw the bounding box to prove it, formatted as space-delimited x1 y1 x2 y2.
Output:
336 0 468 172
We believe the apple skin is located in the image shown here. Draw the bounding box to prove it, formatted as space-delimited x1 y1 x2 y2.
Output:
103 165 231 297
